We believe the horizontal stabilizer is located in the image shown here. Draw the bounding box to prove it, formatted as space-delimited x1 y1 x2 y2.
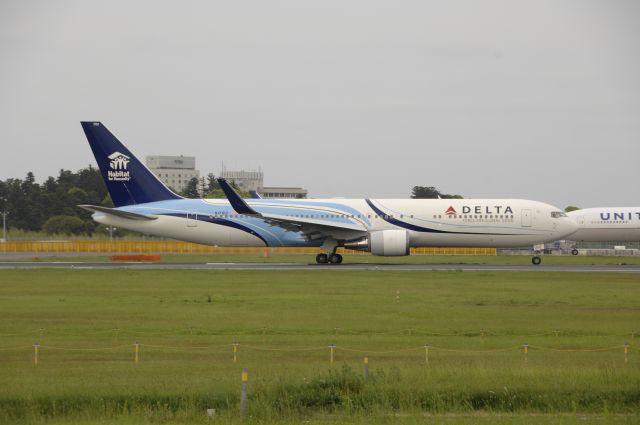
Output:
78 205 158 221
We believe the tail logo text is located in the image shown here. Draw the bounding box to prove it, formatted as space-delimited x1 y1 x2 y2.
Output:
107 152 131 181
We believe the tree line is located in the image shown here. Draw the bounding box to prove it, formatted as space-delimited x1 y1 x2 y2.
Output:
0 168 250 236
0 167 109 236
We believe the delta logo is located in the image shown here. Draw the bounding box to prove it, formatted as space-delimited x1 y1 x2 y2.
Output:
107 152 131 182
445 205 515 215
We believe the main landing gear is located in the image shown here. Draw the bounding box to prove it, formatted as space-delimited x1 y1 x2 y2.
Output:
316 253 343 264
316 237 343 265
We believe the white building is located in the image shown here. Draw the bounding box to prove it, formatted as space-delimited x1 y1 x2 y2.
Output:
146 155 200 193
259 187 308 199
219 169 307 199
219 170 264 192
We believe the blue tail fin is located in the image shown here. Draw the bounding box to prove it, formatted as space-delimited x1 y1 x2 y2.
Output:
81 121 181 207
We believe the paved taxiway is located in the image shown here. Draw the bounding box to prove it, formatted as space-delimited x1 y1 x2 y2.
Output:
0 262 639 273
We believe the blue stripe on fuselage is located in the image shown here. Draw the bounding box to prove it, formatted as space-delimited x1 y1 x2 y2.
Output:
116 199 352 247
162 212 270 246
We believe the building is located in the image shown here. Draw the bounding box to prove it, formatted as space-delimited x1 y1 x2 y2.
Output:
146 155 200 193
147 161 307 199
219 170 264 192
219 169 307 199
259 187 308 199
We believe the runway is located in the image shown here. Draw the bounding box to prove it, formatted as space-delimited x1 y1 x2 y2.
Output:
0 262 639 273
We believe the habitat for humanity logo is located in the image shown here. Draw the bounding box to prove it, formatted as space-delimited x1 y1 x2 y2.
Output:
107 152 131 181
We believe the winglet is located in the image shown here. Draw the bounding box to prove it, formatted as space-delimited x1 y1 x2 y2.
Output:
217 178 259 215
249 190 262 199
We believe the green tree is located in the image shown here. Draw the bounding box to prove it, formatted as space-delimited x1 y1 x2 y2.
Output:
0 166 109 235
101 193 114 207
206 187 251 199
411 186 463 199
205 189 227 199
206 173 220 192
565 206 580 212
181 177 201 198
67 187 89 205
43 215 89 235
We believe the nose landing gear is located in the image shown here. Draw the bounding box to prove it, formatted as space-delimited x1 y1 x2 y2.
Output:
532 256 542 265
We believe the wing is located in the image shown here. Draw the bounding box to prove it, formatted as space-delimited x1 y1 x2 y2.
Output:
260 212 366 241
217 178 367 241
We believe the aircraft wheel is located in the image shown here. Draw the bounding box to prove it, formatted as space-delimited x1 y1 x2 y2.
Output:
329 253 343 264
571 249 579 256
316 253 328 264
532 256 542 265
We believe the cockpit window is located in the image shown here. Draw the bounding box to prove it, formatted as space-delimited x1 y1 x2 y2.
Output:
551 211 568 218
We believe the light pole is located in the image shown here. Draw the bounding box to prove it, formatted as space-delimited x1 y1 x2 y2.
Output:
1 197 8 243
106 226 117 240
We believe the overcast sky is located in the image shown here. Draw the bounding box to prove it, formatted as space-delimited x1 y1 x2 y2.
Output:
1 0 638 207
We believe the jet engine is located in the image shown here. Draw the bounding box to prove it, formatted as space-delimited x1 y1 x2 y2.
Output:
344 229 410 256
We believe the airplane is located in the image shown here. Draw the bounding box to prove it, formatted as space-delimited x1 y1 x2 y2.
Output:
567 208 640 245
79 121 578 265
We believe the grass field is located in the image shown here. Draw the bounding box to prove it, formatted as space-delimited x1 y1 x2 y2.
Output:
0 269 638 424
3 252 640 265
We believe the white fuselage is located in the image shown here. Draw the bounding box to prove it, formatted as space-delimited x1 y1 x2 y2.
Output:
92 197 578 250
567 208 640 242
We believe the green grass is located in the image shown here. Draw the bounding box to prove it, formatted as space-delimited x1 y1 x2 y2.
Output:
0 269 638 424
3 253 640 265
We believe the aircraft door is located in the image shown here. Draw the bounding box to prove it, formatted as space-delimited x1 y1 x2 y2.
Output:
521 209 532 227
576 215 585 226
187 212 198 227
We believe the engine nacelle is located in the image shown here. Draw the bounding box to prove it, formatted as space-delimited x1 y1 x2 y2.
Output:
370 229 410 256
